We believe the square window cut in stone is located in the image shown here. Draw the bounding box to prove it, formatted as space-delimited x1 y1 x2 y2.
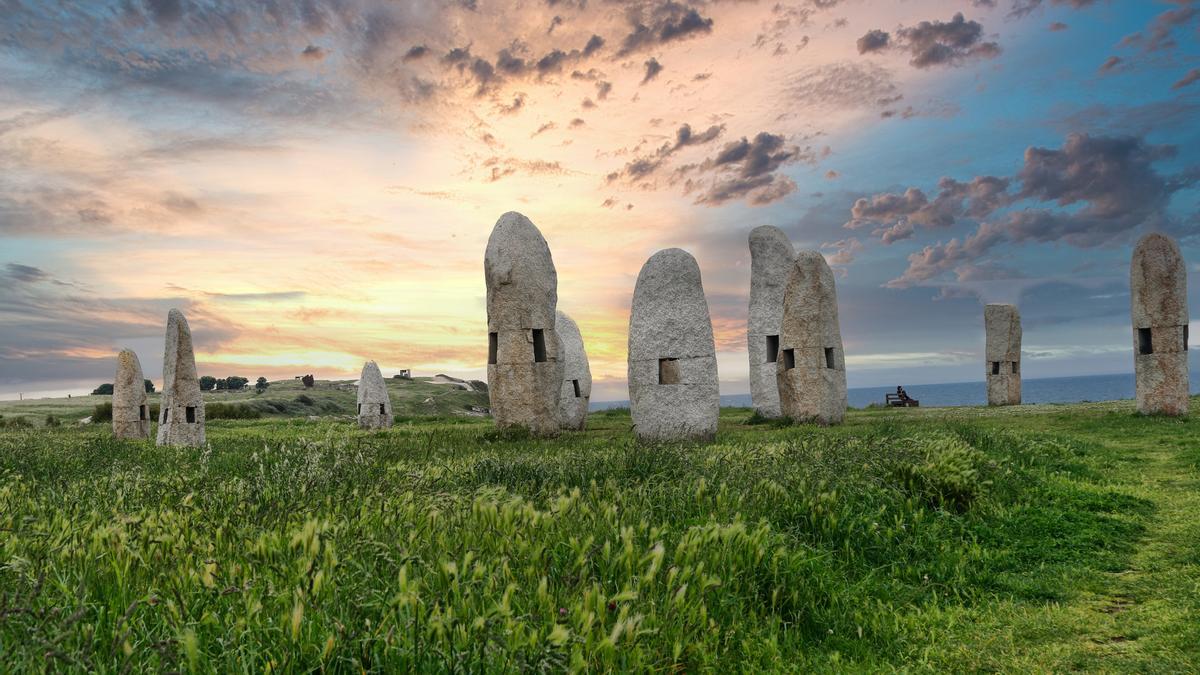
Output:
488 332 498 364
659 358 681 384
140 405 148 421
572 379 581 397
161 407 169 423
1011 361 1019 374
1138 327 1153 355
186 406 196 423
783 349 796 371
991 361 1000 375
765 335 779 363
824 347 835 370
378 404 386 415
532 329 547 363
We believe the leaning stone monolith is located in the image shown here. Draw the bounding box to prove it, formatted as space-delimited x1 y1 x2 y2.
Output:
556 311 592 431
628 248 719 441
1131 232 1189 416
357 360 393 429
985 304 1022 406
113 349 150 439
485 211 563 436
747 225 795 419
776 251 846 425
156 309 204 447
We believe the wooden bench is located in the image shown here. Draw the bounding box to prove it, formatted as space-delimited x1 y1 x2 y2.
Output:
885 393 920 407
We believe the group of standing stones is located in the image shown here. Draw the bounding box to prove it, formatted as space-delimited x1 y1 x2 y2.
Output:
112 309 205 446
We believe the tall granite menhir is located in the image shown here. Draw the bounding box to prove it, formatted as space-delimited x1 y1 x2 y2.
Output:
985 304 1022 406
1131 232 1189 416
628 249 719 441
747 225 795 418
485 211 563 436
776 251 846 425
156 309 205 447
113 349 150 439
357 360 393 429
556 311 592 431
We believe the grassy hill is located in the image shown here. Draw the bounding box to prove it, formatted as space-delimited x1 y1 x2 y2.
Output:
0 376 490 426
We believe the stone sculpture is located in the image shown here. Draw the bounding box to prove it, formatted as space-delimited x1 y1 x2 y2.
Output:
156 309 205 447
357 360 394 429
1131 232 1189 416
628 248 719 441
985 304 1022 406
747 225 795 418
776 251 846 425
484 211 563 436
113 349 150 439
556 310 592 431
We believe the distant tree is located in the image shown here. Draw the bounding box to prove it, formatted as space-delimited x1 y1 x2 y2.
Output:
91 383 114 395
199 376 217 391
144 379 155 393
301 374 315 389
255 377 269 392
224 376 249 390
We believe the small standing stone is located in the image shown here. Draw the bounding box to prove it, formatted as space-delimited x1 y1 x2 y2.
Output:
156 309 205 447
747 225 795 419
556 311 592 431
628 248 719 441
776 251 846 425
113 349 150 439
985 304 1022 406
485 211 564 436
1131 232 1189 416
357 361 394 429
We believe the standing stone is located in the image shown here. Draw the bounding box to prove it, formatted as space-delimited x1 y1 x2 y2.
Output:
357 361 394 429
156 309 204 447
113 349 150 439
485 211 563 436
556 311 592 431
985 304 1022 406
776 251 846 425
1131 232 1189 416
747 225 795 418
628 249 719 441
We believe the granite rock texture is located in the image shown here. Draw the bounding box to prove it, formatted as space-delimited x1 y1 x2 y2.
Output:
485 211 563 436
985 304 1022 406
113 349 150 439
556 311 592 431
747 225 795 419
357 360 394 429
776 251 846 425
156 309 205 447
628 248 719 441
1131 232 1189 416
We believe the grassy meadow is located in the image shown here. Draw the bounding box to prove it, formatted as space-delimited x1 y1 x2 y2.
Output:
1 398 1198 671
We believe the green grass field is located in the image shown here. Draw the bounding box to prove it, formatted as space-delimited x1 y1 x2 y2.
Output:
1 399 1198 671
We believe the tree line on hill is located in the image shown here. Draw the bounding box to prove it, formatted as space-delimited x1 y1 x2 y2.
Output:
92 376 271 395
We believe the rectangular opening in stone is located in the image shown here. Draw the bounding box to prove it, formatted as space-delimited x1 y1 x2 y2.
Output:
532 329 547 362
357 403 362 414
1185 325 1189 351
1012 361 1019 375
488 332 498 364
572 379 581 397
378 403 386 415
765 335 779 363
783 348 795 370
824 347 835 370
161 407 168 423
139 405 148 421
185 406 196 423
1138 327 1153 355
991 361 1000 375
658 358 680 384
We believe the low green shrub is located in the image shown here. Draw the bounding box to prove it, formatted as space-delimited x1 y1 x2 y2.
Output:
205 402 262 420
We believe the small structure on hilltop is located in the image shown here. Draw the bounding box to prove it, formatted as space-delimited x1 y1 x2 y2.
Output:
113 349 150 439
484 211 563 436
157 309 205 447
556 310 592 431
628 248 719 441
747 225 795 419
1131 232 1189 416
300 374 315 388
985 304 1022 406
357 361 393 429
396 369 411 379
777 251 846 425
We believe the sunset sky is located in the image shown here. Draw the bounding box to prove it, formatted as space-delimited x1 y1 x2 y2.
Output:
2 0 1199 402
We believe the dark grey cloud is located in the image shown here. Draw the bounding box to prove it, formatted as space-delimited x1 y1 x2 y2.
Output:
617 2 715 56
856 29 890 54
6 263 49 283
847 176 1013 243
690 132 807 206
1172 68 1200 90
607 122 726 184
583 34 605 57
1009 0 1098 18
641 57 664 84
403 45 430 62
1120 2 1198 52
301 44 327 60
1098 55 1123 73
859 13 1001 68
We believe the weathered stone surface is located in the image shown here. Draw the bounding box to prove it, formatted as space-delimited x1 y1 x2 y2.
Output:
357 360 394 429
556 311 592 431
985 304 1022 406
1131 232 1189 416
628 248 719 441
485 211 563 436
113 349 150 439
776 251 846 425
747 225 795 419
156 309 205 447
